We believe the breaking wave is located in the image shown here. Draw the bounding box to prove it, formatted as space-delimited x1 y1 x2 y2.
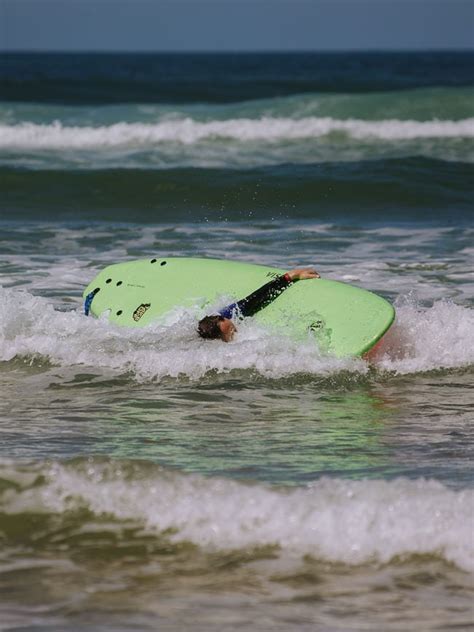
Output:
0 287 472 380
0 457 472 572
1 117 473 150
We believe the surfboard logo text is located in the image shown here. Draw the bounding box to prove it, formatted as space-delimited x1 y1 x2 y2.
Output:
133 303 151 321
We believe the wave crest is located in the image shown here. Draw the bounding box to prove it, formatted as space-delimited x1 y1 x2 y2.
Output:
0 458 472 571
0 288 473 379
1 116 473 149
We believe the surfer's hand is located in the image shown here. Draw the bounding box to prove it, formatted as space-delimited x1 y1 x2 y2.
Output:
287 268 320 281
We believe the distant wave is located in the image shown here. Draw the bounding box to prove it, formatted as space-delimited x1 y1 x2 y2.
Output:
1 116 472 168
2 86 473 127
0 457 472 572
1 117 473 149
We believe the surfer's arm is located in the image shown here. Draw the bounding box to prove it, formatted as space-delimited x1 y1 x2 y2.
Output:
219 268 319 319
220 274 293 319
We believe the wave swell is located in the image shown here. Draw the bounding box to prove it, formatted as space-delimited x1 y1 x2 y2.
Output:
0 458 472 572
1 117 473 149
0 287 473 380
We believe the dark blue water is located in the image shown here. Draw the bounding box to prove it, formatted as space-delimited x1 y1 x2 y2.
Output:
1 51 473 103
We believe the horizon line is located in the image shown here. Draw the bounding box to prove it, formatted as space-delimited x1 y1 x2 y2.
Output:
2 48 474 54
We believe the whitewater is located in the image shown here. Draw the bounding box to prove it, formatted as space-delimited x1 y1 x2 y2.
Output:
1 459 472 572
2 116 474 148
1 286 473 379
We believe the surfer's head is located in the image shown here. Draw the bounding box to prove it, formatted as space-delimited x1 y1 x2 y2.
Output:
198 315 236 342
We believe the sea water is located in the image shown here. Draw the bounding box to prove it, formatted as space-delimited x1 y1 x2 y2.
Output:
0 52 473 631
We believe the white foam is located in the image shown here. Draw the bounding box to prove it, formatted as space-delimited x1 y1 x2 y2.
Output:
0 287 361 380
2 458 472 572
1 116 473 149
0 288 473 379
370 299 474 373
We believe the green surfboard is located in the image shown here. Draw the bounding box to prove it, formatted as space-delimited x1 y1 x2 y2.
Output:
83 257 395 357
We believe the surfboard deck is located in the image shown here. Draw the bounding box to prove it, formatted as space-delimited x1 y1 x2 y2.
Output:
83 257 395 357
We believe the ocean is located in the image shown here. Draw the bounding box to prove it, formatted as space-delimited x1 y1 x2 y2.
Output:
0 52 473 631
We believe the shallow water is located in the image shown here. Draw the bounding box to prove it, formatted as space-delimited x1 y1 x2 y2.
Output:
1 218 473 631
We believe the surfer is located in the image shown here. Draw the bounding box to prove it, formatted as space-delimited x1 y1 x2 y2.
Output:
197 268 319 342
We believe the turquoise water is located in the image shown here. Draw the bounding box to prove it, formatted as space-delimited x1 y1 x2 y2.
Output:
0 53 473 631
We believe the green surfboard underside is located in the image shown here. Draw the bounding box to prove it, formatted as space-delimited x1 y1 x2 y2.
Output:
83 257 395 357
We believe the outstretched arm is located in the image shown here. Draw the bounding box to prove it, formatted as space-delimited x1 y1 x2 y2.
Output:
219 268 319 319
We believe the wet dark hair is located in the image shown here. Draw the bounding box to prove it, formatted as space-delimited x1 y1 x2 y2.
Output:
197 315 224 340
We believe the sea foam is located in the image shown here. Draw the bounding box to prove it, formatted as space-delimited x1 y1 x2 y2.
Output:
0 287 473 379
1 458 472 572
370 298 474 374
1 117 473 149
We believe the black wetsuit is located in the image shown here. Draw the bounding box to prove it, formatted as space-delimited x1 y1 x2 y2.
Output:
218 273 292 319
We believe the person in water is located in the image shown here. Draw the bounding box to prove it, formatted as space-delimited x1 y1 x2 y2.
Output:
197 268 319 342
